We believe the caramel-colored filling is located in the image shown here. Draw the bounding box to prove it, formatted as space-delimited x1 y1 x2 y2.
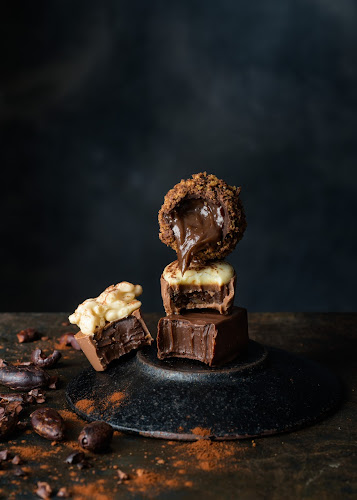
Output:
169 199 225 275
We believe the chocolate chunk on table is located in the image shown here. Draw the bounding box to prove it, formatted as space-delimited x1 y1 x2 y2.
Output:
75 309 152 371
157 307 249 366
161 273 236 315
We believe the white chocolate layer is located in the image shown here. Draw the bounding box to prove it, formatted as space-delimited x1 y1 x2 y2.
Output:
69 282 142 336
163 260 234 286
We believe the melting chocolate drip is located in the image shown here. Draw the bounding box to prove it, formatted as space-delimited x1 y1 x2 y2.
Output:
169 199 225 275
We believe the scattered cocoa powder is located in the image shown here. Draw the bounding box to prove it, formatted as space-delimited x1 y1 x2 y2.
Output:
191 427 211 437
108 392 126 405
184 439 245 471
72 479 115 500
9 445 60 461
58 409 84 423
75 399 95 414
127 469 181 497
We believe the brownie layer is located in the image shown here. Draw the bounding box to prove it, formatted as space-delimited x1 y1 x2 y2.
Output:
161 274 236 315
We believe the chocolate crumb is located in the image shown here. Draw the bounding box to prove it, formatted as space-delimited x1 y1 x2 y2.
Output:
11 455 22 465
48 377 58 390
117 469 129 483
13 466 27 477
65 452 85 465
57 486 71 498
0 449 10 461
76 460 91 470
36 481 52 499
29 389 46 404
17 328 40 343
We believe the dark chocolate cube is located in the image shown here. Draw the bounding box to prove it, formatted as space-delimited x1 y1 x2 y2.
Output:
157 307 248 367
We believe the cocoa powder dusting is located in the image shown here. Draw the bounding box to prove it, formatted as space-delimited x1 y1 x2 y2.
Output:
72 480 114 500
75 399 95 414
191 426 212 437
108 392 126 405
127 469 180 497
9 445 61 461
185 439 242 471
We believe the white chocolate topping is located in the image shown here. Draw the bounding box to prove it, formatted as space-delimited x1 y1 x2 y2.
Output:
162 260 234 286
69 282 143 335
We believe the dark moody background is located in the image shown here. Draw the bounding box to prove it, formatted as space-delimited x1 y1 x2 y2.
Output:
1 1 356 313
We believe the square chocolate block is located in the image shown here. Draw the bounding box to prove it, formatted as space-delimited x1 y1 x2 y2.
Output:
75 309 152 371
157 307 248 367
161 272 236 315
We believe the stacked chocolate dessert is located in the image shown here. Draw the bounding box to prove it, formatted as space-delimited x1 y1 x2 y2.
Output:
157 172 249 367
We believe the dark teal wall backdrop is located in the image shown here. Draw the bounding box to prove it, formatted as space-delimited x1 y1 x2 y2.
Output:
1 1 356 313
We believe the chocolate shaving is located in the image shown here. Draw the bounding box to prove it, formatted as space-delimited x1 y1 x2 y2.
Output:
11 455 22 465
0 403 21 438
65 451 85 465
36 481 52 499
17 328 40 343
117 469 129 483
48 376 58 390
0 449 10 461
57 487 71 498
28 389 46 403
31 349 61 369
0 392 35 405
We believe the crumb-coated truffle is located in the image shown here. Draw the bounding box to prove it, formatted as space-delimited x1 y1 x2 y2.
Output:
158 172 247 263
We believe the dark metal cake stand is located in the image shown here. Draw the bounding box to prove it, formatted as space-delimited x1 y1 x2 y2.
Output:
66 340 341 440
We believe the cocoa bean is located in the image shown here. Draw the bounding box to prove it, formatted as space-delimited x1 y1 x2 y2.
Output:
78 421 113 453
0 363 51 391
31 408 65 441
31 349 61 369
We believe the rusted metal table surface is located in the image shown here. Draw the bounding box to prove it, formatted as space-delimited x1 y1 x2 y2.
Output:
0 312 355 500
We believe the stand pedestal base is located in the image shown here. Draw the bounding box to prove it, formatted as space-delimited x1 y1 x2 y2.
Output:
66 341 341 440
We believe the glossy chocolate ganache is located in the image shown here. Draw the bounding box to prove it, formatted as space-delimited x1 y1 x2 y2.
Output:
168 198 226 274
158 172 247 269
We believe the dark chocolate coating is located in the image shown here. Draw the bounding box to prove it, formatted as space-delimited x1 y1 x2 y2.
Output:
75 309 153 372
157 307 249 367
